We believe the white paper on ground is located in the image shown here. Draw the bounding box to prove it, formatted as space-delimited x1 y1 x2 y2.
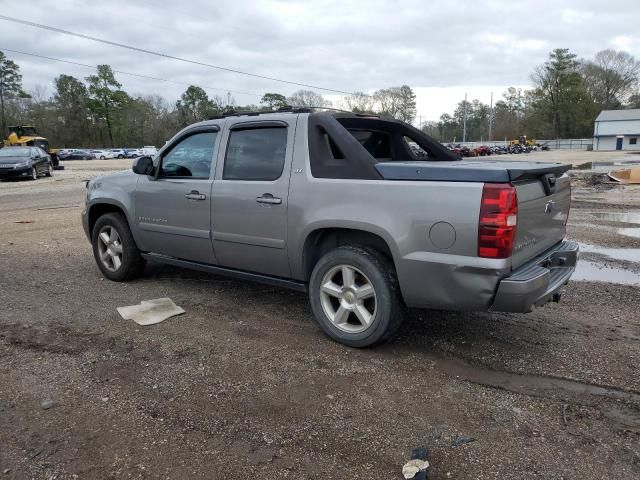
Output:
117 298 185 326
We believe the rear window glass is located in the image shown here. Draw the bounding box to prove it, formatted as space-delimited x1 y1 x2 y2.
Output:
348 130 391 159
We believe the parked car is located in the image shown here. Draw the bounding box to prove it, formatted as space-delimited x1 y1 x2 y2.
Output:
125 148 143 158
59 149 94 160
82 111 578 347
444 144 462 158
90 149 115 159
110 149 128 159
141 146 158 156
0 146 53 180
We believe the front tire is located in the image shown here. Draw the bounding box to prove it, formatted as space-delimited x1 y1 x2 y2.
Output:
308 246 404 347
30 167 38 180
92 213 145 281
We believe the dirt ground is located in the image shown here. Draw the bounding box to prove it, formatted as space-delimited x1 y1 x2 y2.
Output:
1 153 639 479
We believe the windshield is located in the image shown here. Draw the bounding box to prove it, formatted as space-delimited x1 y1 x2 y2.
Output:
0 147 30 157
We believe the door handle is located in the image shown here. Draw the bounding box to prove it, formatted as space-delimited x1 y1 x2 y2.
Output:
185 190 206 201
256 193 282 205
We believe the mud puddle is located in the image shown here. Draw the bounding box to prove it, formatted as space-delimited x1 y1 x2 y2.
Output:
572 261 640 285
430 354 640 431
589 211 640 224
572 243 640 284
578 242 640 263
618 227 640 239
587 212 640 239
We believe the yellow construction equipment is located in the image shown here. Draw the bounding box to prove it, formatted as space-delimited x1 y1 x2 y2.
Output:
3 125 62 169
510 135 536 147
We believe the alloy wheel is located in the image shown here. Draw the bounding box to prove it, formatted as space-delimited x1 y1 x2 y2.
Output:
97 225 124 271
319 264 377 333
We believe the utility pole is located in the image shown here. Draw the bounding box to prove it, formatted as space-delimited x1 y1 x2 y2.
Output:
462 92 467 143
489 91 493 142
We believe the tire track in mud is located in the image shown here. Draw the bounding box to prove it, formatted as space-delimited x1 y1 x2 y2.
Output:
427 353 640 432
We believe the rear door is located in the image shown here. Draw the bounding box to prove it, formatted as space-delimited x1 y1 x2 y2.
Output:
212 117 297 278
511 173 571 268
134 126 221 264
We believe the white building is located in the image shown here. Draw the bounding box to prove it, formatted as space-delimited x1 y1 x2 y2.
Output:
593 109 640 151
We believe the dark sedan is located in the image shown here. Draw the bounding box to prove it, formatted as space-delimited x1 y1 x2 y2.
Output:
0 146 53 180
58 150 95 160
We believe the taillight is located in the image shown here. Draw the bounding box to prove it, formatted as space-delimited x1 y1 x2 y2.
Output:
478 183 518 259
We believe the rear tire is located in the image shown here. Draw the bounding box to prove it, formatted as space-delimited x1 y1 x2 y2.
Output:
308 246 404 347
45 163 53 177
92 212 145 281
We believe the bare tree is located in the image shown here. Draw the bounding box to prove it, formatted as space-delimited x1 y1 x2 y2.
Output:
287 90 331 107
343 91 374 113
581 49 640 109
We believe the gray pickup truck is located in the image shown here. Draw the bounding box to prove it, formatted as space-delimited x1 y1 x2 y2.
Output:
82 110 578 347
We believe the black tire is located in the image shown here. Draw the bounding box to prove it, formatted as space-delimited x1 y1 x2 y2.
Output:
91 212 145 281
118 154 124 159
45 163 53 177
308 246 404 348
30 167 38 180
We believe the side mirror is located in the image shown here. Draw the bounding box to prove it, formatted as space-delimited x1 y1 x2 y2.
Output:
132 156 155 176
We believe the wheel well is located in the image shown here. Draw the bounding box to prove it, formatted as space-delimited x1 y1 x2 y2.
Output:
302 228 394 280
88 204 126 236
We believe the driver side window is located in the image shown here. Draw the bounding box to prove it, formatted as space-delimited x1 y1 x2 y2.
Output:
160 131 217 178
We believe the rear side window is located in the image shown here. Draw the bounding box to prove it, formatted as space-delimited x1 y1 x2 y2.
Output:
223 127 287 181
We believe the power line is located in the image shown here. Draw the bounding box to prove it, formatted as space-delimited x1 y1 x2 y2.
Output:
0 15 357 96
0 47 262 99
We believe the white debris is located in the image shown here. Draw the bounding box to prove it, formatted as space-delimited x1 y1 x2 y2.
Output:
402 459 429 479
117 298 185 326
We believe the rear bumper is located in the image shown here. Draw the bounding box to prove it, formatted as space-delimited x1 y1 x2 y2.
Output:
490 240 579 313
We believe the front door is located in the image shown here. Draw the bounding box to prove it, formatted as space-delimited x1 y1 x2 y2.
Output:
616 137 623 150
134 128 219 264
212 118 296 278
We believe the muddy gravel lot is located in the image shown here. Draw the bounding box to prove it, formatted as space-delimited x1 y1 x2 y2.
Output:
1 153 639 479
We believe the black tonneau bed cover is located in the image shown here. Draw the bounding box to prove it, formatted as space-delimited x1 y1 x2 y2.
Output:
375 160 571 183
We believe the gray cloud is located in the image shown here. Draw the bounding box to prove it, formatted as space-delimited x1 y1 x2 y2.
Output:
1 0 639 119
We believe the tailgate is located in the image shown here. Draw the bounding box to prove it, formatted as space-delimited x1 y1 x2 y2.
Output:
512 173 571 268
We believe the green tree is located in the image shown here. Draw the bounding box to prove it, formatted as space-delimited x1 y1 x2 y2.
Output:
260 92 288 110
176 85 217 125
86 65 128 147
54 74 89 146
396 85 417 123
628 91 640 109
0 51 29 135
530 48 594 138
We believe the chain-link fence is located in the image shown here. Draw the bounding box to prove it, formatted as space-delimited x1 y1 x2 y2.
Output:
452 138 593 150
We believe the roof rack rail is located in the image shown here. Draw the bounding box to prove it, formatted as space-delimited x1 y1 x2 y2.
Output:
206 105 378 121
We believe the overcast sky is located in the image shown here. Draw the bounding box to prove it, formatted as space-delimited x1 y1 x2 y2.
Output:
0 0 639 121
